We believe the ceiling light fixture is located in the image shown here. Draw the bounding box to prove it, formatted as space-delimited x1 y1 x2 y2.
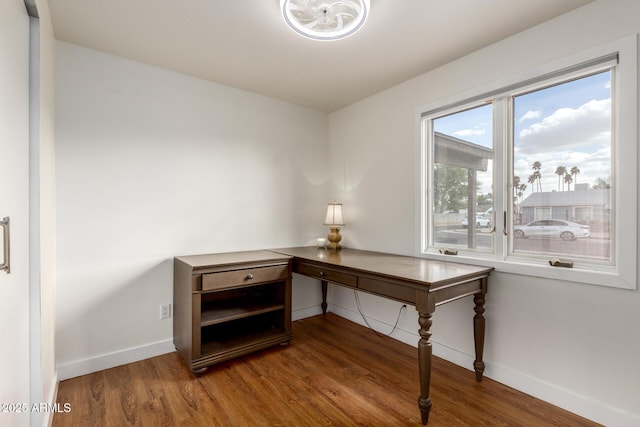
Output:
280 0 370 41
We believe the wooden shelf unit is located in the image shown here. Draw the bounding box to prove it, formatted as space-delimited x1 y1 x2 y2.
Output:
173 251 293 373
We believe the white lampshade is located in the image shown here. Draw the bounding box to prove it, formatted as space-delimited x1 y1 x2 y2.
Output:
324 202 345 226
280 0 370 41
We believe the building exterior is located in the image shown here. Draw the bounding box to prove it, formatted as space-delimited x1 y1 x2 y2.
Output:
519 189 610 226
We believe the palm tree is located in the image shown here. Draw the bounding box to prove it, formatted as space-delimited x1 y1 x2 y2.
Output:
528 174 537 192
570 166 580 187
564 173 573 191
519 183 527 193
532 161 542 192
533 170 542 192
592 177 611 189
555 166 566 191
516 183 527 213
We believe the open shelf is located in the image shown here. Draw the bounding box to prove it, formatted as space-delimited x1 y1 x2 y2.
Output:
200 302 285 326
200 327 288 356
200 281 285 326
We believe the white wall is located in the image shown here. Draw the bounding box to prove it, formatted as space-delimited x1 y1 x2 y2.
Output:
327 0 640 425
55 41 328 378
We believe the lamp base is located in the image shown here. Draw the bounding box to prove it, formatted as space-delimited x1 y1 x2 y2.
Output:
327 226 342 250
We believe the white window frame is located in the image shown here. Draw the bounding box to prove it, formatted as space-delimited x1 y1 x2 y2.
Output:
415 35 637 289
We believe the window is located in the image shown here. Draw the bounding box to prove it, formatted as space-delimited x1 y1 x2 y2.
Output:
418 36 637 289
430 104 494 252
511 70 612 262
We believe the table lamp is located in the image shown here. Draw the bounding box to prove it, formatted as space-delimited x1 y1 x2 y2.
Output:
324 201 345 250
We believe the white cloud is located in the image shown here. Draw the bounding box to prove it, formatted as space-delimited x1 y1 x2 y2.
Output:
453 128 485 137
517 99 611 154
519 110 542 122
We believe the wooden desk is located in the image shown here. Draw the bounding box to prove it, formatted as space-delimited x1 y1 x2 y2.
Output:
272 247 493 425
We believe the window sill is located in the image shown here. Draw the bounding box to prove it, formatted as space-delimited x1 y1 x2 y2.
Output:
419 250 635 290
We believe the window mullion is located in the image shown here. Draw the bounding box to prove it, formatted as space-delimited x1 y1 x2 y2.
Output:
493 97 509 260
423 118 434 252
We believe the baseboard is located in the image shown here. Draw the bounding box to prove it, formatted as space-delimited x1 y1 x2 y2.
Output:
56 308 321 382
292 305 324 321
328 303 418 346
57 339 175 381
328 303 640 427
482 356 640 427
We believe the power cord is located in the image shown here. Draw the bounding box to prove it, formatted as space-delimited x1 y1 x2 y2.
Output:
354 289 407 337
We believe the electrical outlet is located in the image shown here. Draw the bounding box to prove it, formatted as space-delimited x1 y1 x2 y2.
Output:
160 304 171 320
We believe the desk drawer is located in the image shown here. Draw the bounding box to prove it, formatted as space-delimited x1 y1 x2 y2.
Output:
202 264 288 291
296 262 357 287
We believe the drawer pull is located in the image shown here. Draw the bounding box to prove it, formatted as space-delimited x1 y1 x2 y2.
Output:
319 271 325 277
246 274 254 280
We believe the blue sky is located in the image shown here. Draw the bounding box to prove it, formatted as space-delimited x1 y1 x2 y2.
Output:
433 70 612 195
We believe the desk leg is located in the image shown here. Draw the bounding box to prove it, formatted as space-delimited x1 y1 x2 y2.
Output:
473 279 487 382
417 310 433 424
321 280 328 315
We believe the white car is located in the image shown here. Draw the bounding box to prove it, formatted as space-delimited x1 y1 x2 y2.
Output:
462 215 492 229
513 219 590 241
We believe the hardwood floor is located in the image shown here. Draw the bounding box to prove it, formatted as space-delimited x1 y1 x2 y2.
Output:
53 313 600 426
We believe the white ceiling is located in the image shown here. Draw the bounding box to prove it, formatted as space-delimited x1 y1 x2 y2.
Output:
48 0 593 112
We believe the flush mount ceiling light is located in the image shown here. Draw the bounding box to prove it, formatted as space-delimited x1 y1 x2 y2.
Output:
280 0 370 41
